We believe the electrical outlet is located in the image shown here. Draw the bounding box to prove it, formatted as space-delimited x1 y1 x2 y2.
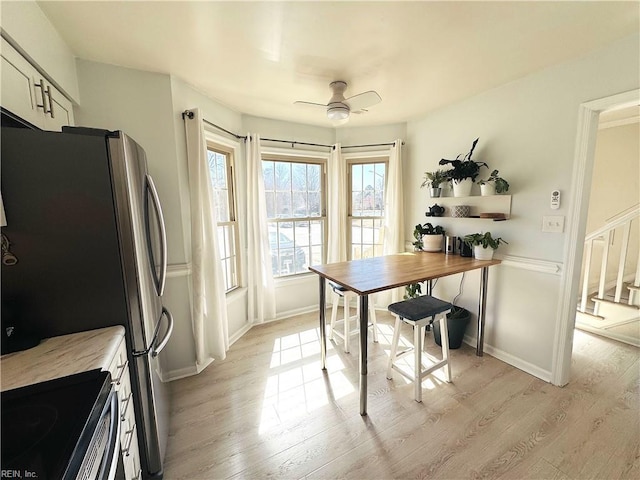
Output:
542 215 565 233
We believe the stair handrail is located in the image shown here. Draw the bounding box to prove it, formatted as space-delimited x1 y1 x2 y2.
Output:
585 204 639 242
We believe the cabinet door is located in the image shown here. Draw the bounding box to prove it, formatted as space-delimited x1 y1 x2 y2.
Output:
1 37 41 127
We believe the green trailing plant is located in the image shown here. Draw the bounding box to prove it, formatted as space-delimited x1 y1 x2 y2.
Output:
412 224 426 250
439 138 488 182
420 169 449 189
477 169 510 193
404 283 422 299
463 232 508 250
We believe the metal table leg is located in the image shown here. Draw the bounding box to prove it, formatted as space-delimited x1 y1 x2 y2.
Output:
476 267 489 356
359 294 369 416
319 277 327 369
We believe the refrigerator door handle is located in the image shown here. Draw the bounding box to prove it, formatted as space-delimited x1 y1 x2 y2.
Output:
152 307 174 357
133 307 173 358
145 174 168 296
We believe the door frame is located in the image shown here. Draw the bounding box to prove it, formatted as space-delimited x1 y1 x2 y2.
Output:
551 88 639 386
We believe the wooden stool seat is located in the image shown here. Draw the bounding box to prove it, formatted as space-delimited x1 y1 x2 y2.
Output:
386 295 453 402
329 282 378 353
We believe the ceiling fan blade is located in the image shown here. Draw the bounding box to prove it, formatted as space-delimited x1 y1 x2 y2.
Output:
344 91 381 112
294 100 327 108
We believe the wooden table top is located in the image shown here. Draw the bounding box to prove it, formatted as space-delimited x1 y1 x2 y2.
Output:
309 252 501 295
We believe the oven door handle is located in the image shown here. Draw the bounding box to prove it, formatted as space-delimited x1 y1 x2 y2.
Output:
98 389 121 480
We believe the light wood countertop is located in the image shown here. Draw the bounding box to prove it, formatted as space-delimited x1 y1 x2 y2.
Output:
1 326 125 391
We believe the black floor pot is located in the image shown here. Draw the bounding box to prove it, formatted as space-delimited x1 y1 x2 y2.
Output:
433 306 471 349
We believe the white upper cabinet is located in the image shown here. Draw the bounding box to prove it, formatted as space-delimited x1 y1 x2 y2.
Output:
1 37 74 130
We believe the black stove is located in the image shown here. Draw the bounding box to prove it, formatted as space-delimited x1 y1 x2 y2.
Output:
1 369 113 480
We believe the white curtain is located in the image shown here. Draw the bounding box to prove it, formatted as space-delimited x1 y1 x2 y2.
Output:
382 139 405 304
183 108 229 371
245 133 276 323
327 143 348 263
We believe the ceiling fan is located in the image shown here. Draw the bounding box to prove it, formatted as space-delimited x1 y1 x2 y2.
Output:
294 81 382 123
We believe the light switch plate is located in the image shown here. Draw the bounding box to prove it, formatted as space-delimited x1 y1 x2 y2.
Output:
542 215 565 233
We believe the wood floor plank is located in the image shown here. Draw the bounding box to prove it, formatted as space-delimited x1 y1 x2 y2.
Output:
164 312 639 480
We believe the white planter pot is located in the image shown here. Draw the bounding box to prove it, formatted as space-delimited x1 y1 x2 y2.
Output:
480 183 496 196
473 245 495 260
423 234 443 252
452 178 473 197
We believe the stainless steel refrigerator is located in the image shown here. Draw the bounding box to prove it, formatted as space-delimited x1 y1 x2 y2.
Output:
1 125 174 479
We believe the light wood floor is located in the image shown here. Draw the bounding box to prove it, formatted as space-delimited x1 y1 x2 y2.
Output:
164 310 640 479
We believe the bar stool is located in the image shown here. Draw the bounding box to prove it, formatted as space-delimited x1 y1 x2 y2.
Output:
329 282 379 353
386 295 452 402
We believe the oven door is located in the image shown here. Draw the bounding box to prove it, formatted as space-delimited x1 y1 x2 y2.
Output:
74 387 121 480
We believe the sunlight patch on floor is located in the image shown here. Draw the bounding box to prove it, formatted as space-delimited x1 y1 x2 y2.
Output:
259 328 355 434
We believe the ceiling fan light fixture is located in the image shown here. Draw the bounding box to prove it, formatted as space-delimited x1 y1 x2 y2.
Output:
327 104 349 121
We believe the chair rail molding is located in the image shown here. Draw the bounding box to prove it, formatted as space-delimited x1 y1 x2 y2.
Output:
496 254 562 275
167 262 191 278
551 88 640 388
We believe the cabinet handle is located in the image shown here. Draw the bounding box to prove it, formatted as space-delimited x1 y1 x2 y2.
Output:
35 79 51 114
120 391 133 421
112 360 128 386
123 427 135 457
45 85 55 118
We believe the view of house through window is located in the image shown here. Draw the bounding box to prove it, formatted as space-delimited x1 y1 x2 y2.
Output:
349 159 387 260
262 156 325 277
207 144 239 292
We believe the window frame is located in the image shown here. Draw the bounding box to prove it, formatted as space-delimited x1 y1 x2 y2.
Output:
346 153 389 261
261 148 329 278
205 132 241 293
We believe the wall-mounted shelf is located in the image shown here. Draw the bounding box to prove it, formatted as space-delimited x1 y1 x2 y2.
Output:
426 195 512 220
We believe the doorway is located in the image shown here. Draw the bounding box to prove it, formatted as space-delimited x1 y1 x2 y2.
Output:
574 106 639 346
551 89 640 387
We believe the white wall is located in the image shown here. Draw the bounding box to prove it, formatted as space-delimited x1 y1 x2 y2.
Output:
0 0 79 102
587 122 639 232
406 33 639 377
584 121 639 288
74 60 198 375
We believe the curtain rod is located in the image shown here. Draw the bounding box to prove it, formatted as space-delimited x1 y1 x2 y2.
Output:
182 110 246 140
182 110 403 149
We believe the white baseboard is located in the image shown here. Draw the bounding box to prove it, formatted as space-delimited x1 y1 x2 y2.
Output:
229 323 253 345
162 365 199 382
463 334 552 382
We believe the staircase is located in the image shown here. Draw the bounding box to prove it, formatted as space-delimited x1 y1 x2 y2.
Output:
576 205 640 347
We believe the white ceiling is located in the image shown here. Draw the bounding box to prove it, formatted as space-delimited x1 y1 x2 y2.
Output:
38 1 639 128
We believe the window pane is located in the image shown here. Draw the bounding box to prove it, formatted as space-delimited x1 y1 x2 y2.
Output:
208 146 239 292
349 161 386 260
264 159 325 277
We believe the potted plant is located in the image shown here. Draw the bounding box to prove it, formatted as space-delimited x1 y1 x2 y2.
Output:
404 282 422 299
477 169 510 196
463 232 508 260
413 223 445 252
439 138 488 197
420 169 449 198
